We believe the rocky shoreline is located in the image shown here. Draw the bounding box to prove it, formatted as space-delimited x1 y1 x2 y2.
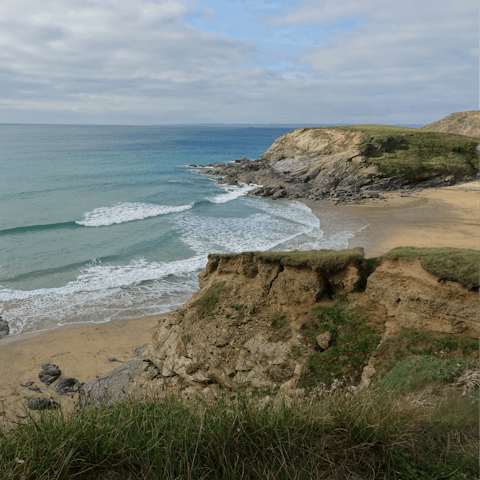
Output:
197 126 478 205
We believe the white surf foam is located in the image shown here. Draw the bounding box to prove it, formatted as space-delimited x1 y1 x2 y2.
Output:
174 200 322 255
206 183 259 204
76 202 193 227
0 255 207 335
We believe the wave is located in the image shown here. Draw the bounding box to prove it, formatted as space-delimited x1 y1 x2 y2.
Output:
0 255 206 335
0 221 82 236
76 202 194 227
206 183 259 204
0 256 120 284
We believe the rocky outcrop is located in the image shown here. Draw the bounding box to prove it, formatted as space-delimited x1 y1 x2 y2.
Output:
421 110 480 138
79 345 148 407
201 127 477 204
82 250 479 404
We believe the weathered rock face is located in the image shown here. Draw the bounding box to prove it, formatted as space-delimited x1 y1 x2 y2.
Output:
421 110 480 138
361 257 479 338
201 127 475 204
83 252 479 404
129 253 368 400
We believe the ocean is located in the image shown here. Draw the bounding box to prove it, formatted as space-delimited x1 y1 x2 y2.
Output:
0 124 367 336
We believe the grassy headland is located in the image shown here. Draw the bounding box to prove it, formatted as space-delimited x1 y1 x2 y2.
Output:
312 125 479 177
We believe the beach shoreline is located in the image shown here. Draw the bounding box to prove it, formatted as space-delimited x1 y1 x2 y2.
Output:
1 180 479 418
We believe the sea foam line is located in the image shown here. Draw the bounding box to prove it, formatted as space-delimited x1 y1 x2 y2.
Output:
0 255 207 302
206 183 259 204
76 202 193 227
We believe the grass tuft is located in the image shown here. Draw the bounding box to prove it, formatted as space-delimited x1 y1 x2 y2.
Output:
193 282 226 317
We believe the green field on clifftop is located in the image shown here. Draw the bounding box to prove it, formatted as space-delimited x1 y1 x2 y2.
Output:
312 125 479 177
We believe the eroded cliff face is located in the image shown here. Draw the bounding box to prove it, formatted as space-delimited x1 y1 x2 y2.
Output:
361 257 479 338
82 253 479 405
129 254 368 400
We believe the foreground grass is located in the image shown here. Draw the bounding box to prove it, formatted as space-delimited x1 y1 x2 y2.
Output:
383 246 480 290
311 125 479 177
0 385 478 480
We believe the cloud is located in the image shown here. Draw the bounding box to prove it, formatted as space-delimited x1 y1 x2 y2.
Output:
0 0 477 125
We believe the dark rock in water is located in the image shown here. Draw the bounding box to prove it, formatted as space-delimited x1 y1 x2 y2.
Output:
80 344 147 408
28 398 58 410
39 364 61 386
55 378 84 395
0 316 9 339
108 358 122 363
189 164 198 167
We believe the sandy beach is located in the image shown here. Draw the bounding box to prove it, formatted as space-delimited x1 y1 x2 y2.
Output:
1 181 479 420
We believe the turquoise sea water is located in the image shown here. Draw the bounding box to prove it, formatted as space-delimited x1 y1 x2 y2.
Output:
0 125 367 335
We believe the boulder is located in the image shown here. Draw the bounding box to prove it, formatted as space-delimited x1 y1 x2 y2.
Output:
55 378 84 395
38 364 61 386
0 316 9 339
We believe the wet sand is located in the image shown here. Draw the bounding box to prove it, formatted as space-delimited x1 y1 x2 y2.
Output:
1 181 479 420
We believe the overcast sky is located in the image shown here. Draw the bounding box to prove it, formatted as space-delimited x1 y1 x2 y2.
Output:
0 0 478 125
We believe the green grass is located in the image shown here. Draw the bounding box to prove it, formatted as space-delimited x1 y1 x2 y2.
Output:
210 247 366 272
193 282 226 317
373 329 478 385
309 125 479 176
0 386 477 479
270 313 286 329
299 296 381 389
380 356 475 393
383 246 480 290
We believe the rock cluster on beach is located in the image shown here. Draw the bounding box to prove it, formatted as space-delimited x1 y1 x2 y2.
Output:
16 363 85 410
199 126 477 204
0 316 9 339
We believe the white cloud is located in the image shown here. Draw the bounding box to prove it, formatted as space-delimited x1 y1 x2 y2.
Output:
0 0 477 125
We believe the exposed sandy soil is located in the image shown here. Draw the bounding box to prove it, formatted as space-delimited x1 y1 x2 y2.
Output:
1 181 478 420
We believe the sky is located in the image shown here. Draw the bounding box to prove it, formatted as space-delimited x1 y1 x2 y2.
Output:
0 0 478 126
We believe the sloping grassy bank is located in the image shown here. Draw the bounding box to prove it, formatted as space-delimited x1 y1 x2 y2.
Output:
0 384 478 480
381 246 480 290
312 125 479 177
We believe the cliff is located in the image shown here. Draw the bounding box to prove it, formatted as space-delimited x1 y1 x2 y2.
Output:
201 124 478 204
81 247 479 406
421 110 480 137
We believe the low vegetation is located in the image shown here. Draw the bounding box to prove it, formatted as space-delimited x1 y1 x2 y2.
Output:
193 282 226 317
381 356 477 393
210 247 365 271
383 246 480 290
311 125 479 176
373 329 478 382
299 296 381 389
0 383 477 480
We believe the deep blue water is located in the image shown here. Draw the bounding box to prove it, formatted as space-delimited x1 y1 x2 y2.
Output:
0 125 365 335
